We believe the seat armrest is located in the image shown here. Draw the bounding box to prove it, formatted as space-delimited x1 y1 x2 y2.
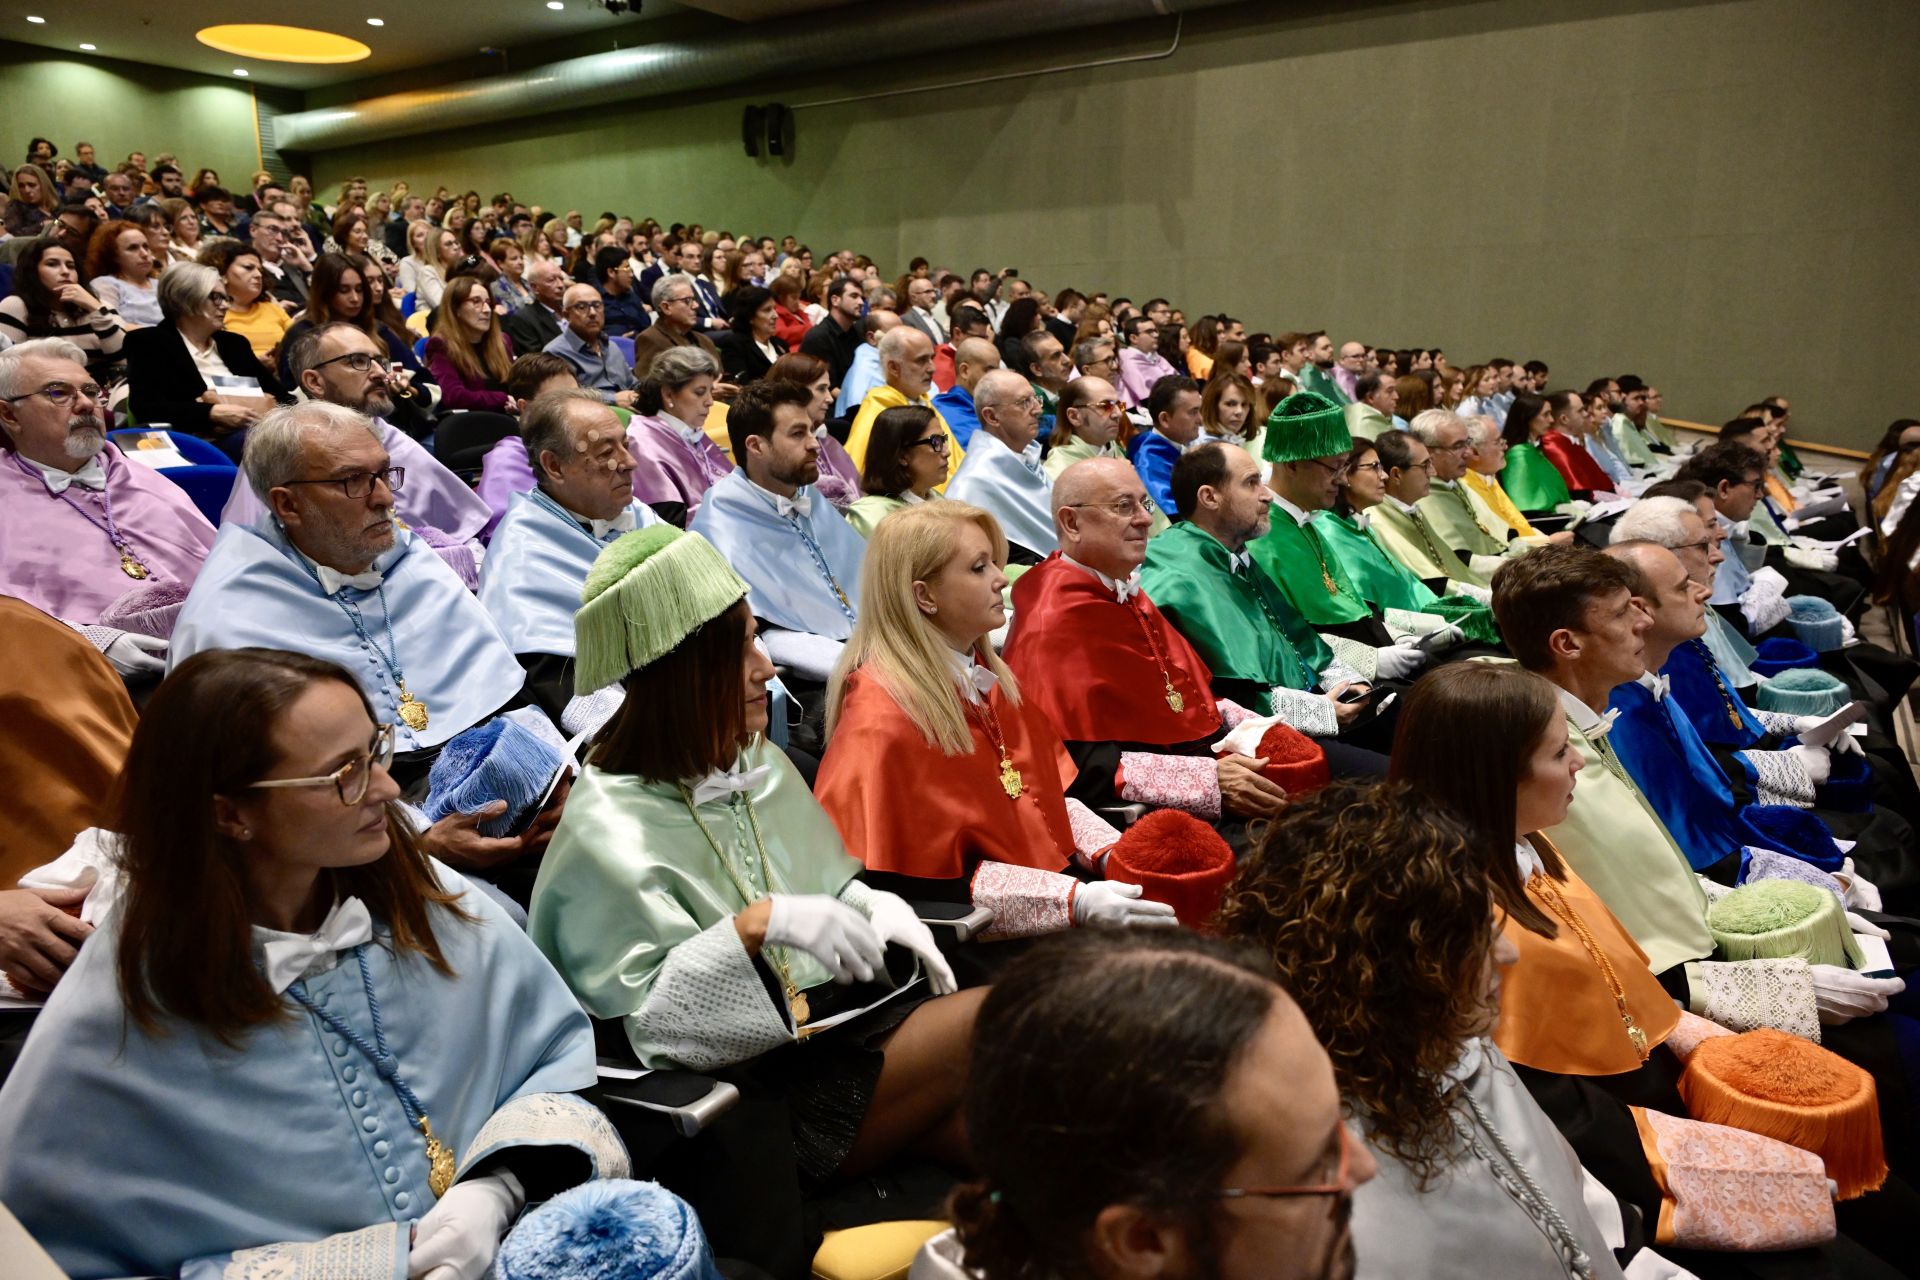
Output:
1097 804 1147 829
906 899 995 942
594 1064 741 1138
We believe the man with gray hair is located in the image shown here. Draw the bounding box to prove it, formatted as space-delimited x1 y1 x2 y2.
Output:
945 369 1055 562
0 338 215 647
630 271 720 380
545 283 638 409
172 402 560 884
846 325 960 484
503 258 568 356
1407 408 1510 573
479 389 659 722
220 322 490 545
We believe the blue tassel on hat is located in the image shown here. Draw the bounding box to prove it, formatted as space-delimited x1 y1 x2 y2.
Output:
495 1179 723 1280
422 718 565 836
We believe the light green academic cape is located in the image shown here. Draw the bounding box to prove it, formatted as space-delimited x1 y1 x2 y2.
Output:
1140 521 1331 714
1419 479 1506 557
1316 510 1501 645
1643 412 1680 452
846 493 910 539
1368 498 1490 588
1342 402 1393 442
1606 413 1660 469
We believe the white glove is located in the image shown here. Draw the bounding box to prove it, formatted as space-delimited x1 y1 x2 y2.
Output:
1783 546 1839 573
765 894 886 984
408 1170 524 1280
1412 622 1465 653
1808 965 1904 1026
103 631 167 677
1783 744 1832 786
1072 879 1179 929
862 890 957 995
1839 858 1883 912
1845 911 1890 941
1371 637 1430 680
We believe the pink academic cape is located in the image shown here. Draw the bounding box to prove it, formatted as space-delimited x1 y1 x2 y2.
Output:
0 444 216 624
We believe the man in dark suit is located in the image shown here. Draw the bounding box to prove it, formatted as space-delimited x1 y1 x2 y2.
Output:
503 259 568 356
899 274 947 346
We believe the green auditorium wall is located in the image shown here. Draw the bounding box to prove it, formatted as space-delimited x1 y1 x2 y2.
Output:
0 41 279 190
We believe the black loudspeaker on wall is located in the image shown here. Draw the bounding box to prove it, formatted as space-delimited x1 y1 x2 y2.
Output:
765 103 792 158
741 105 765 158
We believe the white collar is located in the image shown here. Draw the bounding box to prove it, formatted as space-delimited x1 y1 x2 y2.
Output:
900 489 927 507
252 896 374 994
1553 683 1619 738
1271 492 1316 527
1347 508 1373 531
1431 477 1461 492
1440 1037 1491 1090
659 412 708 449
748 476 811 519
1061 553 1141 602
293 538 399 596
590 507 638 540
1515 840 1546 880
1635 671 1670 701
688 759 772 808
22 451 107 494
945 647 999 704
1387 494 1421 516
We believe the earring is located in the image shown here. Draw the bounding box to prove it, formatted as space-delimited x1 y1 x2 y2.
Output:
236 827 252 840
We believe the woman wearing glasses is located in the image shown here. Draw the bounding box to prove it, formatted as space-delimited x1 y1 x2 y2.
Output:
125 262 288 454
844 404 951 538
0 648 627 1280
201 237 293 368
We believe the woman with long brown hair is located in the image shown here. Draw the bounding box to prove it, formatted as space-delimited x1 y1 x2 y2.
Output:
0 648 625 1279
276 252 427 386
423 274 514 413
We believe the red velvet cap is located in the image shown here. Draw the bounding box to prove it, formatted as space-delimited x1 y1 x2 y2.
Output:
1256 722 1330 796
1105 809 1238 929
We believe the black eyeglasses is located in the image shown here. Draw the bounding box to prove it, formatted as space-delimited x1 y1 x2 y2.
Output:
911 433 949 452
1302 457 1351 479
310 351 385 374
283 466 406 499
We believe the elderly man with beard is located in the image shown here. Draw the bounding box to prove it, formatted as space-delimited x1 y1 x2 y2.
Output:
0 338 216 673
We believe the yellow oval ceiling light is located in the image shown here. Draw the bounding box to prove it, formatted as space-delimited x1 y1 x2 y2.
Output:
195 24 372 65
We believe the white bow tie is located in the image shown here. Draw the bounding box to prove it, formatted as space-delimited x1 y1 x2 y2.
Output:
316 563 386 595
1645 674 1670 702
1227 550 1252 574
1350 510 1372 531
258 897 374 994
776 492 812 519
36 457 107 494
666 416 709 450
689 763 772 808
1589 707 1621 738
955 658 999 703
1111 570 1142 603
590 508 637 540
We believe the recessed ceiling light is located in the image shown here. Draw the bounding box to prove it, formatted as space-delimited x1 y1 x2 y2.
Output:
80 42 96 50
26 15 46 23
233 68 250 76
547 2 564 9
367 17 384 25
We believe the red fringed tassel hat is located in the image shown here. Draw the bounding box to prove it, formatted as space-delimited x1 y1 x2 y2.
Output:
1255 722 1330 796
1103 809 1237 930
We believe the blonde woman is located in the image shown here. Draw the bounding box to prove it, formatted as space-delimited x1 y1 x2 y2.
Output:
160 197 202 264
815 502 1176 932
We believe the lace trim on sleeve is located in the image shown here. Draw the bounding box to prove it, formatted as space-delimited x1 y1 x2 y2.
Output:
1322 633 1379 681
1118 752 1222 820
1063 798 1122 869
970 861 1075 939
631 916 793 1070
213 1223 406 1280
455 1091 632 1186
1266 686 1339 739
1683 958 1820 1042
1740 750 1817 809
1753 709 1800 736
1632 1107 1834 1251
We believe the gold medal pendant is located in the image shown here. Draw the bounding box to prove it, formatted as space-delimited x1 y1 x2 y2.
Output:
120 551 150 580
998 751 1024 799
1624 1012 1649 1058
1321 570 1339 595
1164 681 1184 713
788 985 811 1028
419 1116 456 1197
397 687 430 732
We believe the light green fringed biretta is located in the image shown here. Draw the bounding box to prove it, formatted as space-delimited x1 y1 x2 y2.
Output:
573 525 750 693
1708 878 1864 970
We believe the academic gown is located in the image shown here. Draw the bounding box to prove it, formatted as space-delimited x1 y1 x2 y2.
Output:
171 521 527 752
625 412 733 526
1418 479 1506 559
1501 441 1573 512
0 877 622 1280
1461 468 1543 540
943 430 1057 561
0 444 216 624
1537 430 1614 495
530 737 868 1070
845 387 962 484
1251 505 1391 641
1368 497 1491 588
689 469 866 642
221 418 491 546
1125 429 1184 518
478 489 660 719
816 668 1078 883
1315 510 1502 645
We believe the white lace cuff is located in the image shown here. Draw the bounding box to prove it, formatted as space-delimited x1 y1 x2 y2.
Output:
1320 658 1367 689
1064 798 1122 869
632 916 793 1070
1740 750 1817 808
1215 698 1258 730
1118 752 1222 819
971 861 1076 939
1266 686 1339 738
835 877 877 917
1322 633 1379 681
68 621 125 654
1467 553 1506 579
1754 709 1800 736
1447 580 1494 605
1683 958 1820 1042
200 1223 406 1280
1634 1108 1835 1252
456 1091 632 1187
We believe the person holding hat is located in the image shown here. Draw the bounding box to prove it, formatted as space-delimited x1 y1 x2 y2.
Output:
528 522 979 1184
1138 442 1397 765
0 648 630 1279
479 389 662 725
817 500 1181 925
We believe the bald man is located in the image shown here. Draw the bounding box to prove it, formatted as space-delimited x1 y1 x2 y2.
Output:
931 336 1002 448
545 283 639 409
845 325 963 484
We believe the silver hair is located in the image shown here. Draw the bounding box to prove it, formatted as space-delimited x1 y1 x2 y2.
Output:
521 388 612 483
645 343 720 388
973 368 1031 411
1073 337 1114 369
1408 408 1466 447
0 338 90 399
650 271 695 310
1462 415 1501 446
242 401 380 501
157 261 219 323
1610 496 1699 548
876 324 926 368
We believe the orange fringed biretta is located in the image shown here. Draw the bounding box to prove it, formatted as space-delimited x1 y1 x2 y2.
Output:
1679 1027 1887 1199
